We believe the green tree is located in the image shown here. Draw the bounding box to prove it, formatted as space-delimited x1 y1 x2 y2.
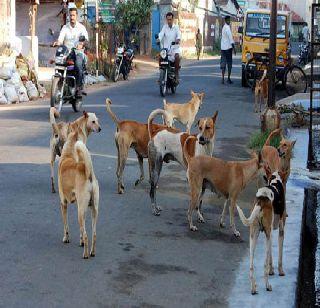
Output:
115 0 154 34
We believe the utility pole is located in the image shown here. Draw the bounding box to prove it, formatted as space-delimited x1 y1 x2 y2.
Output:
95 0 99 77
267 0 277 108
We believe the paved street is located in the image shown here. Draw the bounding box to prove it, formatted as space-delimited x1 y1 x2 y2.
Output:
1 58 269 307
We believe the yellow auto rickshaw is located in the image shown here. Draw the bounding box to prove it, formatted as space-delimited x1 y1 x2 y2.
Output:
239 9 307 95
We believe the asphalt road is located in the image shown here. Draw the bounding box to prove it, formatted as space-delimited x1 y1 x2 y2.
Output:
1 58 263 307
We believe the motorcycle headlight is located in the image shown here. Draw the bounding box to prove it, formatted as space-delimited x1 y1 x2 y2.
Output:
278 55 284 63
160 50 167 59
246 52 251 60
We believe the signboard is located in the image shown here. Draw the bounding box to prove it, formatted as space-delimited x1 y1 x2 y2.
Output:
99 0 116 23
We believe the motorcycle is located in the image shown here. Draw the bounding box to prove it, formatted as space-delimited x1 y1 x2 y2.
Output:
155 34 179 97
298 42 310 66
50 36 86 113
112 44 134 82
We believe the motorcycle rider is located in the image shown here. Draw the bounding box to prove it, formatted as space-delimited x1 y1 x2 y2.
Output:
53 7 88 97
158 12 181 82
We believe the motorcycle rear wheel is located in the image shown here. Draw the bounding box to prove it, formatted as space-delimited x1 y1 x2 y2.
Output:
159 70 167 97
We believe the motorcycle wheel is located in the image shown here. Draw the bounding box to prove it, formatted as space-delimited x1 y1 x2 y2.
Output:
112 65 120 82
50 76 62 110
159 70 167 97
71 98 82 112
171 85 176 94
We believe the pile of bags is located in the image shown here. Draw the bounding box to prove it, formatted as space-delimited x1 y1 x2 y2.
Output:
0 53 46 105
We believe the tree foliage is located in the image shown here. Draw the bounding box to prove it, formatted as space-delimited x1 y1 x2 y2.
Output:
115 0 154 32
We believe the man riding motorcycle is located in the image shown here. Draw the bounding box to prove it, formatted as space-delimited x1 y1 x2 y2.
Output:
53 7 88 97
158 12 181 82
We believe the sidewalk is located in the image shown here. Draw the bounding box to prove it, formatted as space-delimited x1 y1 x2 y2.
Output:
228 129 308 307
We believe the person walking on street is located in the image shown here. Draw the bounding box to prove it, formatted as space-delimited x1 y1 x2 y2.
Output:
220 16 236 84
195 29 202 60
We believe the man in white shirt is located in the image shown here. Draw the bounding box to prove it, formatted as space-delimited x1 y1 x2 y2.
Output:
53 8 89 95
220 16 236 84
158 12 182 80
302 23 310 44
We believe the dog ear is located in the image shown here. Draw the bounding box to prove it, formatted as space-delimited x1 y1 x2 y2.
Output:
198 92 205 101
83 111 88 118
212 111 218 123
291 140 296 149
190 90 195 96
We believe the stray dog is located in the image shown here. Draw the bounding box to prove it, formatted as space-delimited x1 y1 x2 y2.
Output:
58 130 100 259
183 136 263 237
50 108 101 193
254 70 268 113
163 90 205 133
105 98 172 194
237 171 286 294
148 109 218 216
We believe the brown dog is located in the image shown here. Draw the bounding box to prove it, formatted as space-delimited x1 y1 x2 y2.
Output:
183 136 263 237
148 109 218 216
163 90 205 133
50 108 101 193
58 130 100 259
105 98 171 194
254 70 268 113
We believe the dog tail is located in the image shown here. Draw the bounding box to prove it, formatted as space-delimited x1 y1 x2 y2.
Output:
260 69 267 82
183 136 197 166
75 140 94 180
163 99 167 109
50 107 60 136
264 128 282 147
236 204 261 227
148 109 169 139
105 98 120 128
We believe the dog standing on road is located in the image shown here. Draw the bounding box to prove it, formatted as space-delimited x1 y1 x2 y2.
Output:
148 109 218 216
183 136 263 237
58 129 100 259
105 98 175 194
254 70 268 113
163 90 205 133
237 171 286 294
50 108 101 193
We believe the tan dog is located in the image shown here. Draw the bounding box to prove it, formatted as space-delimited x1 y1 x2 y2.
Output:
148 109 218 216
105 98 170 194
254 70 268 113
50 108 101 193
163 90 205 133
58 130 100 259
183 136 263 237
237 171 286 294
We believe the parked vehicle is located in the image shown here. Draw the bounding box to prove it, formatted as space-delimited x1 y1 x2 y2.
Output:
50 41 85 112
239 9 291 88
112 45 134 82
298 42 311 66
155 34 179 97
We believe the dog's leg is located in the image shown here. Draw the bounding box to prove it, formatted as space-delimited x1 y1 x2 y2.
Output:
254 91 259 113
50 144 56 193
116 137 129 194
90 184 99 257
186 122 191 134
134 152 144 187
149 153 163 216
250 225 259 295
278 219 285 276
60 202 69 243
219 199 228 228
188 186 201 232
78 203 89 259
196 187 206 223
230 199 240 237
264 228 272 291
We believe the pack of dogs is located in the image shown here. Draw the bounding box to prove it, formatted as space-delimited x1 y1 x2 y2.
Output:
49 90 296 295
